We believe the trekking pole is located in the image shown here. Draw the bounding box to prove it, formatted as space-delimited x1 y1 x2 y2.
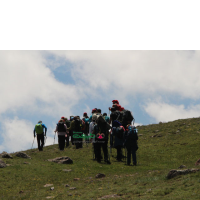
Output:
53 131 56 145
31 137 35 149
44 136 47 146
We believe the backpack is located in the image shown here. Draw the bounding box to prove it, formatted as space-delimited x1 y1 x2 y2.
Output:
97 115 111 131
74 119 83 132
116 126 125 139
121 109 134 124
35 123 43 134
126 126 138 140
94 125 107 141
57 122 66 132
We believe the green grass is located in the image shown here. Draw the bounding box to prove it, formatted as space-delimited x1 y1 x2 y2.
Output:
1 117 200 199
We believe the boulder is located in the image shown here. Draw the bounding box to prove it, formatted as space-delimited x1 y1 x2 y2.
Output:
1 152 13 159
47 157 73 164
167 168 200 179
0 159 7 168
15 152 31 159
95 173 106 178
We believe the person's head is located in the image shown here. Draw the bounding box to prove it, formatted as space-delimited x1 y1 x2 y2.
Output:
103 113 107 116
64 117 68 121
83 112 87 117
97 109 101 114
38 120 42 124
59 119 63 123
92 108 97 114
115 104 121 111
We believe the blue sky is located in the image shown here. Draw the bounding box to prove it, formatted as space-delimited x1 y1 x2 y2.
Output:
1 50 200 153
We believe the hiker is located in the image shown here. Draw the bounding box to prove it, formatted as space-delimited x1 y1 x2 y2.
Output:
54 119 67 151
68 116 83 149
33 120 47 151
89 114 98 159
69 116 74 145
112 122 125 162
124 124 138 165
103 113 110 123
109 107 119 147
63 117 71 147
89 108 97 122
82 112 90 144
93 116 111 164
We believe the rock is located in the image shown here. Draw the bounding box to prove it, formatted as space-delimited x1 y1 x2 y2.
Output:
50 187 54 191
23 162 30 164
98 194 120 199
195 158 200 166
151 134 162 138
65 184 70 187
96 173 106 178
138 134 143 136
63 169 72 172
73 178 80 181
47 157 73 164
19 190 24 194
46 197 54 199
69 187 76 190
0 159 7 168
44 184 54 187
68 194 72 196
15 152 31 159
178 165 186 169
1 152 13 159
167 168 200 179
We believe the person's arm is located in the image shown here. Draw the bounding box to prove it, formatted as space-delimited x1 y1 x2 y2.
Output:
42 124 47 136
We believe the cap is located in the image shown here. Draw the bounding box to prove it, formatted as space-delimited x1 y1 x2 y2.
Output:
112 100 119 104
61 116 65 119
38 120 42 123
92 109 97 113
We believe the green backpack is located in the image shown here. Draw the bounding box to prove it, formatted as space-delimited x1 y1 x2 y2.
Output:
35 124 43 134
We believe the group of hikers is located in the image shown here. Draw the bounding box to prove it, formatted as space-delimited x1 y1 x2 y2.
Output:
33 100 138 166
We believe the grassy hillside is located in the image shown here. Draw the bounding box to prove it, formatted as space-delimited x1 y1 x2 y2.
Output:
1 117 200 200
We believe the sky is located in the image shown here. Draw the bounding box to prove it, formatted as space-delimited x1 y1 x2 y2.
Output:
1 50 200 153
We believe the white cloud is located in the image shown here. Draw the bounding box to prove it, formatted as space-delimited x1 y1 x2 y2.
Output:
49 50 200 102
0 51 82 118
144 101 200 123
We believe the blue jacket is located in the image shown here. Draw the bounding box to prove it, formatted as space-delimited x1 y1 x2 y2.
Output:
33 123 47 137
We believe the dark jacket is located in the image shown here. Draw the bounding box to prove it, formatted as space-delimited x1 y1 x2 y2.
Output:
112 126 124 148
124 126 138 150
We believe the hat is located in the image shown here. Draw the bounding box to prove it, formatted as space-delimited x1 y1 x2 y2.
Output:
38 120 42 123
61 116 65 119
112 100 119 104
92 109 97 113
